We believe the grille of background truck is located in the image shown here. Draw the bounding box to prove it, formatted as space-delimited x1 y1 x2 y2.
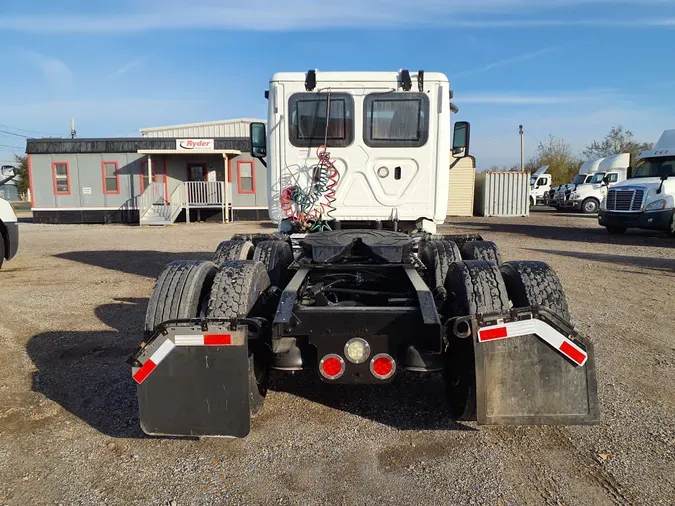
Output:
606 188 645 212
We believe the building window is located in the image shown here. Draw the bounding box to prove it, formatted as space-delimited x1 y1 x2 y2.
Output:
52 162 70 195
102 161 120 194
139 162 150 192
237 161 255 194
363 93 429 148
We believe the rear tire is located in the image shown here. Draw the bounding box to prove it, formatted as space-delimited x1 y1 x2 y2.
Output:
500 261 570 321
0 236 5 270
144 260 217 336
253 240 294 289
444 261 510 421
231 233 289 246
213 240 254 264
207 261 271 416
460 240 502 266
418 240 462 291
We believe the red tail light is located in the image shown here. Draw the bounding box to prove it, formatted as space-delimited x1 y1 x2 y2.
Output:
320 354 345 380
370 354 396 380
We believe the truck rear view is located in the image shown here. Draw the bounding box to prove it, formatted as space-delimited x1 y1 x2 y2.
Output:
130 70 599 438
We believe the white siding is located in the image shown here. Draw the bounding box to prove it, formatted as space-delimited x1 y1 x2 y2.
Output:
140 119 266 138
447 157 475 217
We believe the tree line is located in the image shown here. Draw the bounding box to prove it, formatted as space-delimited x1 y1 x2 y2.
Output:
488 125 654 186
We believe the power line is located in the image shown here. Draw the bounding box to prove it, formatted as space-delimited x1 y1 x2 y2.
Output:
0 124 61 137
0 143 24 150
0 128 28 139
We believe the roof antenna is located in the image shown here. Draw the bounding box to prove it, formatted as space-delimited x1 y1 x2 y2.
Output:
70 117 77 139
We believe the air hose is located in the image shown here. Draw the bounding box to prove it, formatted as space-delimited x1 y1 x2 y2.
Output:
280 89 340 230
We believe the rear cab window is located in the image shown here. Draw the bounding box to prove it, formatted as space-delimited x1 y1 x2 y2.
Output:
288 93 354 148
363 93 430 148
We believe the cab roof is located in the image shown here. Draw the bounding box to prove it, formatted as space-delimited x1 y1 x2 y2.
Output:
270 71 449 84
639 129 675 159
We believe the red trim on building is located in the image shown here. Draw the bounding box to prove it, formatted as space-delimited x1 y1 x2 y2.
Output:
163 157 168 202
101 160 121 195
236 160 256 194
227 158 232 183
139 161 148 193
27 154 35 208
52 161 71 195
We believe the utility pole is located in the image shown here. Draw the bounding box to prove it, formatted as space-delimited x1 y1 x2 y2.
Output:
519 124 524 171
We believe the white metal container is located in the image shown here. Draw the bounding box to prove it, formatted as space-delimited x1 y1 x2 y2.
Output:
475 171 530 217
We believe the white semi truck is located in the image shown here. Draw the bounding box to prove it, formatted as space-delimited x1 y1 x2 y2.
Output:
599 130 675 235
530 166 552 206
564 153 630 213
130 70 598 437
0 165 19 269
549 157 605 209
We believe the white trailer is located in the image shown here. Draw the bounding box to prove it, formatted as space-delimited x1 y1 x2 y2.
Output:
599 130 675 235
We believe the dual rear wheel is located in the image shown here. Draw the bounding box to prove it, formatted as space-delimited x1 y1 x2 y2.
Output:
145 236 294 418
420 238 570 421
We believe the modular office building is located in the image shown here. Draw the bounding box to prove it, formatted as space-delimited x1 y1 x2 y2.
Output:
25 119 270 224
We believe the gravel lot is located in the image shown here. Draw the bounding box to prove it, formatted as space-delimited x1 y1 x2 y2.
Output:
1 211 673 506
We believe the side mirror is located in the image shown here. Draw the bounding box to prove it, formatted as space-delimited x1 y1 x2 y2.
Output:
249 122 267 159
0 165 16 177
659 165 670 181
602 175 610 185
452 121 470 158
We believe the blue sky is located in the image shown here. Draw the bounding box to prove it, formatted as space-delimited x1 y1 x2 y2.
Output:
1 0 675 168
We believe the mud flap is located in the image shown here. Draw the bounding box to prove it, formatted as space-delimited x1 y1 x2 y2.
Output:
467 307 599 425
130 323 251 438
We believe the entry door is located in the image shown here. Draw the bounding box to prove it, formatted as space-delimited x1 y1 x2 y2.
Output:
188 164 207 181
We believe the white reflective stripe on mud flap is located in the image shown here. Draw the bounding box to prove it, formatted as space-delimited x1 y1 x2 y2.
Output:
478 319 588 367
174 335 205 346
132 339 176 384
150 339 176 363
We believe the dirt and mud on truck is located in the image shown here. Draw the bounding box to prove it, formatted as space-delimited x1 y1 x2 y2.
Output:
129 70 599 437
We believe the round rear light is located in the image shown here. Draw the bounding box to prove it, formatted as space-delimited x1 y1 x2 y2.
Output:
370 353 396 380
320 354 345 380
344 338 370 364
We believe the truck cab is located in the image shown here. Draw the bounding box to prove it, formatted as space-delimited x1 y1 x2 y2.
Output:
599 130 675 235
566 153 630 213
254 70 461 234
552 157 605 210
0 166 19 269
529 166 551 206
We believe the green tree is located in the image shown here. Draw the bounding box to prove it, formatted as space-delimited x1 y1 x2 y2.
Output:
583 125 653 165
527 135 582 186
13 154 30 195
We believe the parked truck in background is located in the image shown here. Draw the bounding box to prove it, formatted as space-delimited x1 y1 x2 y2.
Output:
564 153 630 213
599 130 675 235
129 70 598 438
548 157 605 209
529 166 551 206
0 166 20 269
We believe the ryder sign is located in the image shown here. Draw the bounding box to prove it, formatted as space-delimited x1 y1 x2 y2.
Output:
176 139 215 151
